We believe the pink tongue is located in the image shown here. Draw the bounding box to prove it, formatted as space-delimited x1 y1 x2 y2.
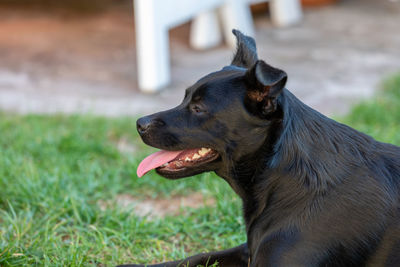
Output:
137 150 183 177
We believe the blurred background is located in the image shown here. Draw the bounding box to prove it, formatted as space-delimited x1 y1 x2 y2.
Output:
0 0 399 117
1 1 400 266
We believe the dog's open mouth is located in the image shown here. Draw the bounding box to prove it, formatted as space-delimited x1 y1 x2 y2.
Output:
137 148 219 177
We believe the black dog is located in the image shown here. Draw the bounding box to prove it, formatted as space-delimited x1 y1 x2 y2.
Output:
124 30 400 266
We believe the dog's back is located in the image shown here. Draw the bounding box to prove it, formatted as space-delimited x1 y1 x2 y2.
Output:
246 89 400 266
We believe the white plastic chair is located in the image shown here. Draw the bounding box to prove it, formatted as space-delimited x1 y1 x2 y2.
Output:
134 0 301 92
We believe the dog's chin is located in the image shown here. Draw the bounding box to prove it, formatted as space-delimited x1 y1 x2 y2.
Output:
155 152 221 179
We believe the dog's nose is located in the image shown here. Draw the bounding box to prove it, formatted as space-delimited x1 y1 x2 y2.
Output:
137 117 152 135
137 116 165 135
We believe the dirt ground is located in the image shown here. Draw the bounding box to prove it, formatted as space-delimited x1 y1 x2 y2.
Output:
98 192 216 219
0 0 399 116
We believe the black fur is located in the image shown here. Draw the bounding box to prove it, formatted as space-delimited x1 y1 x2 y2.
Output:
231 29 258 68
122 30 400 267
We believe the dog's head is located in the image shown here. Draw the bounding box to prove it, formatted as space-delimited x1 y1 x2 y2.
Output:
137 30 287 179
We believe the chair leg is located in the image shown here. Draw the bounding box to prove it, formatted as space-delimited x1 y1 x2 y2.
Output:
269 0 303 27
134 0 170 92
190 10 222 50
219 0 255 48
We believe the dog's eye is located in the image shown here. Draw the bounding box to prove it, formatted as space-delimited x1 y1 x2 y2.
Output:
190 104 205 114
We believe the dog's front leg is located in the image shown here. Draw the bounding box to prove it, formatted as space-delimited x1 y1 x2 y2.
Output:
118 243 249 267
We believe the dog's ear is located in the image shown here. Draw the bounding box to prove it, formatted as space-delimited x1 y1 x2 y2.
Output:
231 29 258 68
245 60 287 115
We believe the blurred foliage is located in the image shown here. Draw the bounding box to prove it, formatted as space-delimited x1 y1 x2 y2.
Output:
340 72 400 145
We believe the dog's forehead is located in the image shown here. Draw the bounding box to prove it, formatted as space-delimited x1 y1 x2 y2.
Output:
189 65 246 95
200 65 246 83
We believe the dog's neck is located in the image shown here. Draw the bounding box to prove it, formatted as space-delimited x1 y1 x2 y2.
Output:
217 89 377 250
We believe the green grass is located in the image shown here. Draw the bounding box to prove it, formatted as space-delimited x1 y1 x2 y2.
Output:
339 74 400 145
0 115 243 266
0 73 399 266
